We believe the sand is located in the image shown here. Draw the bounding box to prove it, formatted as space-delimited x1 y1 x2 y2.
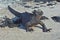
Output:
0 2 60 40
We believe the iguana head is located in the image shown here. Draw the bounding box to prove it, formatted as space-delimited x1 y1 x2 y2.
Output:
32 9 43 16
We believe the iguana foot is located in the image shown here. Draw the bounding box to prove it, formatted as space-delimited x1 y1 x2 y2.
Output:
43 28 52 32
26 28 34 32
28 28 34 32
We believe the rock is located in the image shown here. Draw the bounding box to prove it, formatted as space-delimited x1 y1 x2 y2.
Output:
24 5 32 8
56 0 60 2
51 16 60 22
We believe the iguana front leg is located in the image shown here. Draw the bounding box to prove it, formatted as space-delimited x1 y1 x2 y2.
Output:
26 25 34 32
39 21 52 32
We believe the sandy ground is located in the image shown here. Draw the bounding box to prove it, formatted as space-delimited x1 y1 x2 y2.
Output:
0 2 60 40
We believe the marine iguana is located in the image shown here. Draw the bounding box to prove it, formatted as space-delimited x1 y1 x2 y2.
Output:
8 6 51 32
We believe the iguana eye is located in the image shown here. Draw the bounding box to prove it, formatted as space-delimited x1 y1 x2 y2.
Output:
39 11 43 15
